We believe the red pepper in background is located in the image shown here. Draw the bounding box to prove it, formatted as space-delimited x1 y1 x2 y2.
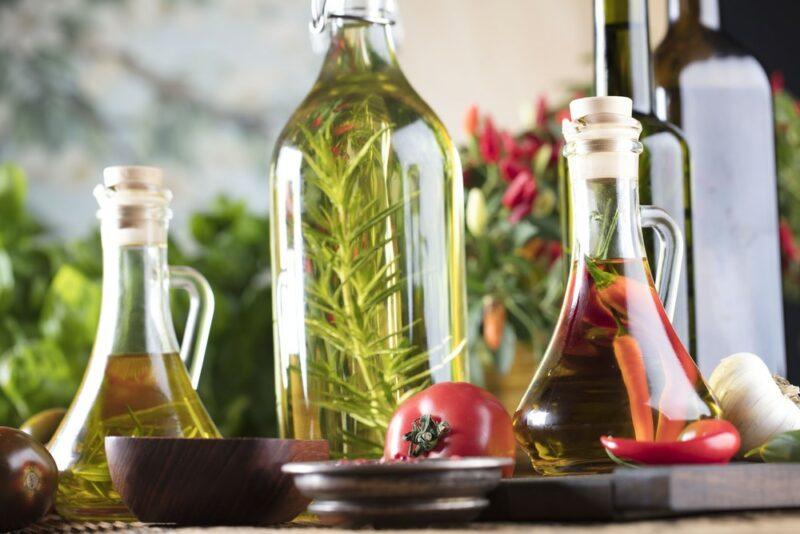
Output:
482 300 506 351
601 419 740 465
499 157 526 182
464 104 479 137
479 117 501 163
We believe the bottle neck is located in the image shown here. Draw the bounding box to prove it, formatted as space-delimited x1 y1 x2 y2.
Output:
317 9 399 81
594 0 654 116
569 175 645 261
668 0 721 29
94 236 179 358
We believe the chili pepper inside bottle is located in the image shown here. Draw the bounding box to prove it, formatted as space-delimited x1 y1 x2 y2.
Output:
49 166 220 520
514 97 720 476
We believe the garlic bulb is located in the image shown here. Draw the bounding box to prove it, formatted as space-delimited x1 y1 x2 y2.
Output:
708 352 800 452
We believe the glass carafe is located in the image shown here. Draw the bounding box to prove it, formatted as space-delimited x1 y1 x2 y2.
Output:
514 97 719 476
270 0 467 459
49 166 220 521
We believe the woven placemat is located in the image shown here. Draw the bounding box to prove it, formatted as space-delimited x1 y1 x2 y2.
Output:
18 515 162 533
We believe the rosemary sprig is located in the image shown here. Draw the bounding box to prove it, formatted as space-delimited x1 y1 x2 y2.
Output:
296 98 437 457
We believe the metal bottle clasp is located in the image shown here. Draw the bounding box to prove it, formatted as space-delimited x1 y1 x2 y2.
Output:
309 0 395 34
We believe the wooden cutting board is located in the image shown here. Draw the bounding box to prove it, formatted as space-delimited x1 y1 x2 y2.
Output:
482 464 800 521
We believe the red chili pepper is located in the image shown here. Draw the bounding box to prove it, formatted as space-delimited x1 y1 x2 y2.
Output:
613 335 654 442
463 104 479 137
600 419 740 465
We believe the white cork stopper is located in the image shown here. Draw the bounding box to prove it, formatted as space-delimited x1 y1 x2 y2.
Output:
569 96 632 121
563 96 641 181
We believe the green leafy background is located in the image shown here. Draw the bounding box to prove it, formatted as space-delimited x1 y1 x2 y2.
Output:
0 163 275 437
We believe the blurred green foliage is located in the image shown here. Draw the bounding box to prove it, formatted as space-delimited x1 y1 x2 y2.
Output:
0 163 275 437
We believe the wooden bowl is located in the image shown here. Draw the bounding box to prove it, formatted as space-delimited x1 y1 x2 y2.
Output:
105 437 328 526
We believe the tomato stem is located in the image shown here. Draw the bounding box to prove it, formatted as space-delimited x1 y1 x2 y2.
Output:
403 414 450 457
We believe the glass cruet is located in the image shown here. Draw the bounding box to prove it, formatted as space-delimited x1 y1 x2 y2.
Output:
514 97 720 476
270 0 468 459
49 166 220 521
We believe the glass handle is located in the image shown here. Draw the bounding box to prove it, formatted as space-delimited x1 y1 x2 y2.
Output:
169 266 215 390
640 206 684 321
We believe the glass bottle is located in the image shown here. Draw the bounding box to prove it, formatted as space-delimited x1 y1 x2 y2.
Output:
49 166 220 521
560 0 694 353
516 97 719 476
270 0 467 459
654 0 785 376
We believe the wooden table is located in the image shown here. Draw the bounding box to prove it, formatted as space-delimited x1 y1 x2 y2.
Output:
23 512 800 533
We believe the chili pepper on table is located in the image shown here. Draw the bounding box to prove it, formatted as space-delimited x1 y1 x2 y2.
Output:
600 419 741 465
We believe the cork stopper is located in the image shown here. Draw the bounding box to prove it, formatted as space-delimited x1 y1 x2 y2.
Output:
95 165 172 246
569 96 632 121
562 96 643 181
103 165 164 189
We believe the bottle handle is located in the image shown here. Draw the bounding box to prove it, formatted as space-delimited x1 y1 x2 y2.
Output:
169 266 215 390
640 206 684 321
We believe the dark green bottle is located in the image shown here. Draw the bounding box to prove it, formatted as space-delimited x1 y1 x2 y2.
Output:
560 0 694 353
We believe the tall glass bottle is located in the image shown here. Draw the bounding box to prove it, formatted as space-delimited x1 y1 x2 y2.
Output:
270 0 467 459
654 0 785 376
516 97 719 476
561 0 694 353
49 166 220 521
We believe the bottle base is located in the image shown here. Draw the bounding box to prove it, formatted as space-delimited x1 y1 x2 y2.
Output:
528 457 616 476
55 503 137 523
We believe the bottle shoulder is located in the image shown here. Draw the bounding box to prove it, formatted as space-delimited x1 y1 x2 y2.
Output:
637 113 687 144
655 25 768 87
272 73 456 163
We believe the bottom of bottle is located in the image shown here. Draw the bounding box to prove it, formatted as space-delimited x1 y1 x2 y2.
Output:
55 503 137 523
526 456 616 476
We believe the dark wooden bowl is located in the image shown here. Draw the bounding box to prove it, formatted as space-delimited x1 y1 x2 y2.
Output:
105 437 328 526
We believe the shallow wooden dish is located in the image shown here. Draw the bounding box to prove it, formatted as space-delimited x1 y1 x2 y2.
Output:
105 437 328 526
283 457 512 528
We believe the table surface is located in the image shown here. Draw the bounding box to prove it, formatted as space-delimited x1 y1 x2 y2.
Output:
22 512 800 533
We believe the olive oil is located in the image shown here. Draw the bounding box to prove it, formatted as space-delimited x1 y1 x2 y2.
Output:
53 352 219 520
271 2 467 458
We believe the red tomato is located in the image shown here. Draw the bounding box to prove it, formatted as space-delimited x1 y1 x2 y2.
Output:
383 382 516 477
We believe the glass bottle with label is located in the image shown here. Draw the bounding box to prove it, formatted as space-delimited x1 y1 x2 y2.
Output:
49 166 220 521
654 0 785 376
270 0 467 459
517 97 719 476
561 0 694 353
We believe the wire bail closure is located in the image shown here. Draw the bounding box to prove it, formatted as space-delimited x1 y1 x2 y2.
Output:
310 0 395 34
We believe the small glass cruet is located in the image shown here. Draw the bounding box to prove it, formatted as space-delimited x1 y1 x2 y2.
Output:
49 166 220 521
514 97 720 475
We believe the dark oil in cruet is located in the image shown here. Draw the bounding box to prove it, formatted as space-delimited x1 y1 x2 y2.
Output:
53 352 220 520
513 257 719 476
